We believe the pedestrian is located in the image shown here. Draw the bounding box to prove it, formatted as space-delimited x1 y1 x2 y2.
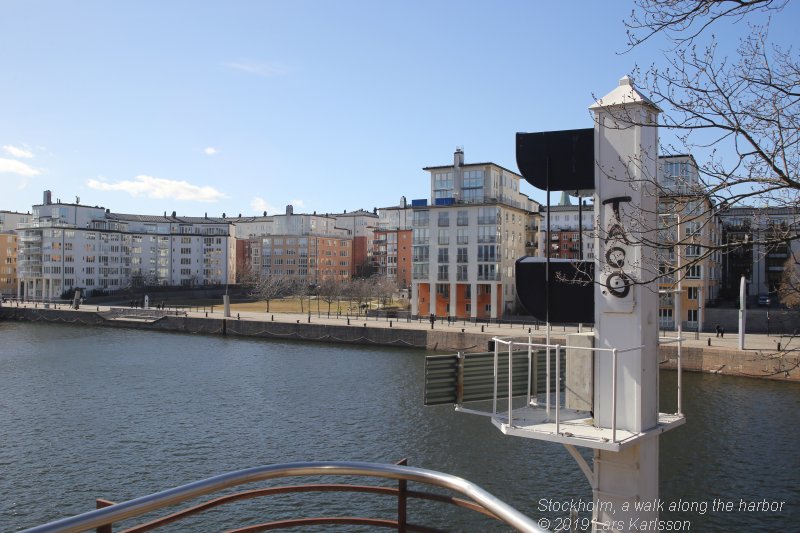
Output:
720 326 725 338
429 313 435 328
715 324 721 338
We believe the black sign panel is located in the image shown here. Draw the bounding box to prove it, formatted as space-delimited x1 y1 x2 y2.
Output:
516 128 594 192
515 257 594 323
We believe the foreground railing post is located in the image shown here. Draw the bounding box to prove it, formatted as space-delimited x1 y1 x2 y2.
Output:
95 499 115 533
396 458 408 532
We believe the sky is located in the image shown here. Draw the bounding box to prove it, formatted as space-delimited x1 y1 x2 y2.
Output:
2 1 797 218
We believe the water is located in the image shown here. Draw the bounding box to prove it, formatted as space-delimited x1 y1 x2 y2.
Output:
0 322 797 531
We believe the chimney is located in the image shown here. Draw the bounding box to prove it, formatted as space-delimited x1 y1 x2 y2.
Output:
286 205 293 215
454 147 464 167
43 190 52 205
400 195 407 208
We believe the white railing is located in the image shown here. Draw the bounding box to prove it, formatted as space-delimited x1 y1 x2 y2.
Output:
491 337 650 444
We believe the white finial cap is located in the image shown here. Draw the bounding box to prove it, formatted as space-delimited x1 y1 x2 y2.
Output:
589 75 661 112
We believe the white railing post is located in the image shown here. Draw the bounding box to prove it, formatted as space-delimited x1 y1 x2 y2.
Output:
492 339 499 415
508 342 514 427
611 348 618 443
555 344 561 435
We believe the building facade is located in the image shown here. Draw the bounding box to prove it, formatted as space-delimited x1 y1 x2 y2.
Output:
372 202 413 289
17 191 235 300
656 155 722 330
411 149 535 319
718 206 800 298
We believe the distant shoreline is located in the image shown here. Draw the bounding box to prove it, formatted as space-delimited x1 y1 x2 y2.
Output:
2 304 797 382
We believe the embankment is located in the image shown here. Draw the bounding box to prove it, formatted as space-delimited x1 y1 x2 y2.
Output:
2 306 797 381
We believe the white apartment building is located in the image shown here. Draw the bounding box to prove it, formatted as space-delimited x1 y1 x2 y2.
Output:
17 191 235 300
411 149 535 319
0 210 32 232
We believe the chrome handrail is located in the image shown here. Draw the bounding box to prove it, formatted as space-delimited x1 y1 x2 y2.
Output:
21 461 549 533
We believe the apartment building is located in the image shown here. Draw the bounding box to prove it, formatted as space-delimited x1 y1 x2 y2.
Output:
718 206 800 298
537 193 595 260
234 206 354 286
372 202 413 289
17 191 235 300
0 232 17 297
657 155 722 330
0 210 29 298
332 209 378 277
410 149 536 319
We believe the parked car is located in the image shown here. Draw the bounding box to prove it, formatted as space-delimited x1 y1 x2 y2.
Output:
758 294 771 306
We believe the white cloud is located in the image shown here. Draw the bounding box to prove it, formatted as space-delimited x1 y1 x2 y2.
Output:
3 145 34 158
250 196 277 215
0 157 41 176
224 60 290 77
203 147 218 156
86 175 226 202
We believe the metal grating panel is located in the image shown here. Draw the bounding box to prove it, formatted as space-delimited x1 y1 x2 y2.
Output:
424 350 565 406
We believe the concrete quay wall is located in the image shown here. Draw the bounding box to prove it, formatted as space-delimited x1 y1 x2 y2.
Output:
2 306 798 381
659 345 799 381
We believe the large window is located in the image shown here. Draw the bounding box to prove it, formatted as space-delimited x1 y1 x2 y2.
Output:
437 248 449 263
463 170 483 188
413 210 429 227
412 246 429 262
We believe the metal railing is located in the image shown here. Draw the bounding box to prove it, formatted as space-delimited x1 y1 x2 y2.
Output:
21 461 549 533
491 337 645 444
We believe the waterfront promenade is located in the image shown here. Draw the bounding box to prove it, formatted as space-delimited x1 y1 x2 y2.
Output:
2 299 793 354
2 300 798 380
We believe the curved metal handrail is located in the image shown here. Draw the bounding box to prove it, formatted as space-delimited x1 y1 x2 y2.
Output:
21 461 549 533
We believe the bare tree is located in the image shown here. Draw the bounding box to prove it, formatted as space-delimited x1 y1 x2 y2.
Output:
614 0 800 294
318 278 341 317
616 0 800 370
247 273 291 313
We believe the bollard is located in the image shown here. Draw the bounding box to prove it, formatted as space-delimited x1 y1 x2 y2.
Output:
529 328 532 334
778 342 782 351
481 325 484 332
461 328 465 333
296 320 299 324
205 312 208 317
707 338 711 347
363 323 367 327
347 318 350 325
390 321 393 327
237 313 240 320
308 316 311 323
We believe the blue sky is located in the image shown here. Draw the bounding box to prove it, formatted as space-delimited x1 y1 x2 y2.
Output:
2 1 796 217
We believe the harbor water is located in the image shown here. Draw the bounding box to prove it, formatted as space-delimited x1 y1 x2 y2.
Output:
1 322 798 531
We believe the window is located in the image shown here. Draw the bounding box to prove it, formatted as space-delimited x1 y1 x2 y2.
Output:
457 210 469 226
437 248 449 263
412 246 429 262
457 228 469 245
463 170 483 188
413 228 429 244
686 265 701 279
477 245 496 262
438 212 450 227
687 309 698 323
457 247 468 263
437 265 449 281
413 210 429 227
436 283 449 296
457 264 468 281
688 287 698 300
438 229 449 245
